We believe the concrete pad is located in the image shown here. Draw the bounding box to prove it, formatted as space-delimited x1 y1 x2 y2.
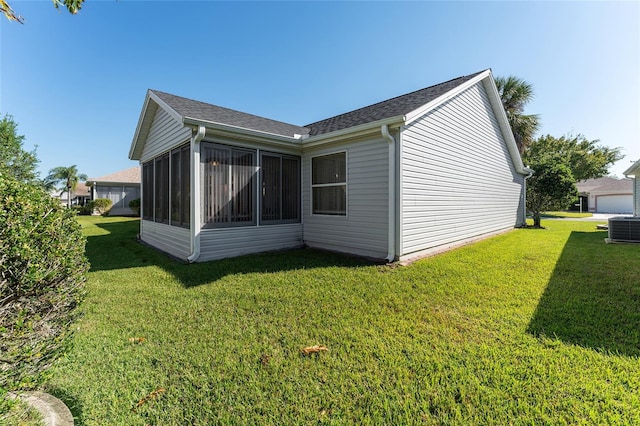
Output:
8 391 74 426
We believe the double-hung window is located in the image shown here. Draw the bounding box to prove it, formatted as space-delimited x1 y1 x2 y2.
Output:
202 143 256 227
312 152 347 216
261 153 300 224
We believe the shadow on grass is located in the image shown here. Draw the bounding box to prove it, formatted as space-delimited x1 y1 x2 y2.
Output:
46 386 84 426
85 219 373 288
527 230 640 357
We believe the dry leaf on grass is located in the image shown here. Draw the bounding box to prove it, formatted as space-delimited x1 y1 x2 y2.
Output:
132 387 166 412
301 345 329 355
128 337 146 344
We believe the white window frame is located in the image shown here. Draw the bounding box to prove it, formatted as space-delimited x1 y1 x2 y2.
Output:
311 150 348 217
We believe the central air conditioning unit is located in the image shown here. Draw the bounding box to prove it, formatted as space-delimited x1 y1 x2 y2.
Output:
607 216 640 243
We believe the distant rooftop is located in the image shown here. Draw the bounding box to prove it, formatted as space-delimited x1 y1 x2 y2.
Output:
89 166 140 184
577 177 633 193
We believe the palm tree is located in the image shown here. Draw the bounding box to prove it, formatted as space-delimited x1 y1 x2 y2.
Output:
495 76 540 154
46 165 87 208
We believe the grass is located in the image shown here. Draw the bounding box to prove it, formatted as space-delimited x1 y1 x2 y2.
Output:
541 211 593 218
1 399 42 426
40 216 640 425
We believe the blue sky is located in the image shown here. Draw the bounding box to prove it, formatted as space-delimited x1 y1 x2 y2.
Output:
1 1 638 179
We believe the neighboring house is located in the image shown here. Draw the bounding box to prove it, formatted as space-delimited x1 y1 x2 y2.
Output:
87 166 141 216
129 69 532 263
54 182 91 207
576 177 634 214
624 159 640 216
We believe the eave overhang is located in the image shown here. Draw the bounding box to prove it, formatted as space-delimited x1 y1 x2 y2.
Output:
182 117 303 148
301 116 405 147
624 158 640 177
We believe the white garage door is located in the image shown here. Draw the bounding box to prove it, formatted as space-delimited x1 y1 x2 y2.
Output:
596 195 633 213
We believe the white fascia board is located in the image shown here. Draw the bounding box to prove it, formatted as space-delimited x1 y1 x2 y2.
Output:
624 158 640 176
182 117 302 148
404 69 529 176
481 71 530 176
302 116 405 148
404 70 491 124
92 180 140 186
129 94 152 161
129 90 179 161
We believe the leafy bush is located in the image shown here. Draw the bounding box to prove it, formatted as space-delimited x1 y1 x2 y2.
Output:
0 174 88 394
128 198 140 216
89 198 112 216
71 204 92 215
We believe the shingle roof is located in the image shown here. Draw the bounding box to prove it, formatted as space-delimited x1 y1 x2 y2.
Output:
304 70 486 136
73 182 90 197
577 177 633 193
151 90 310 138
147 70 486 140
89 166 140 184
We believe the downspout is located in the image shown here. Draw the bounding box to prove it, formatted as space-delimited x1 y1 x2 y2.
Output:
381 124 396 262
522 168 534 227
187 125 206 263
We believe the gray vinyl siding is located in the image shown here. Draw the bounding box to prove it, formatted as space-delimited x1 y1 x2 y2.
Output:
400 81 524 257
140 107 191 163
141 220 190 260
198 224 303 262
303 138 389 259
96 183 140 215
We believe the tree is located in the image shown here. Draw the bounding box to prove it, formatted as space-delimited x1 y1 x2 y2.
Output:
46 165 88 209
522 133 623 227
0 114 39 183
523 134 623 182
526 158 577 228
1 0 84 24
495 76 540 154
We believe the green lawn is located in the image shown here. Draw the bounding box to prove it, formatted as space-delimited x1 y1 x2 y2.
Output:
42 216 640 425
540 211 593 218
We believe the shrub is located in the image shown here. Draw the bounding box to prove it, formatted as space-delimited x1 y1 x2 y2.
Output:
128 198 140 216
0 175 88 394
71 204 92 216
90 198 112 216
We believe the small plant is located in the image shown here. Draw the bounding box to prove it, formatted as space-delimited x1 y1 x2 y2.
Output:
90 198 112 216
71 205 92 215
0 175 88 396
129 198 140 216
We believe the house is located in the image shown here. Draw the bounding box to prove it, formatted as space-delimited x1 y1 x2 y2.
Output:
87 166 141 216
54 182 91 207
576 177 634 214
624 159 640 216
129 69 532 263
